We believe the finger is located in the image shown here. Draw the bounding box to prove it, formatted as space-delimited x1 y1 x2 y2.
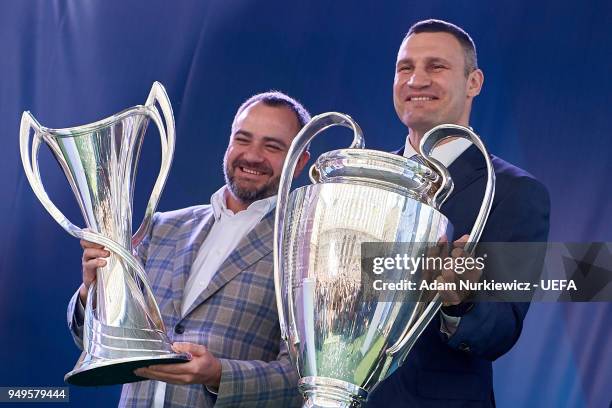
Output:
435 276 461 306
439 239 450 259
439 265 456 284
453 234 469 249
421 263 436 283
134 368 189 384
460 264 483 285
137 361 195 375
451 246 466 258
83 248 111 261
172 342 206 356
80 239 105 250
83 258 106 271
436 235 449 257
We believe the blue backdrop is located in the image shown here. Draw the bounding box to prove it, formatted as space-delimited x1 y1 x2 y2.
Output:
1 1 611 406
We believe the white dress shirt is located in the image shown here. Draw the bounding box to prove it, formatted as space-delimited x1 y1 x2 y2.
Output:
403 135 472 167
181 186 276 317
153 186 276 407
404 134 473 336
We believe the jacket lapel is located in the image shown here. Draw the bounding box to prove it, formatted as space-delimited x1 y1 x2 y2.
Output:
171 206 215 318
394 144 488 202
444 144 488 202
181 210 275 318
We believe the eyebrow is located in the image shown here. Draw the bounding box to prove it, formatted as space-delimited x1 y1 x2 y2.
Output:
234 130 253 138
234 130 289 150
396 56 452 66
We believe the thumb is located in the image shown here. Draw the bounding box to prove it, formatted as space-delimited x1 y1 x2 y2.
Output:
172 342 207 356
454 234 469 248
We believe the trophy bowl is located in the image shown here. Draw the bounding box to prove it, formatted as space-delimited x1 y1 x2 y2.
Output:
19 82 190 386
273 113 495 407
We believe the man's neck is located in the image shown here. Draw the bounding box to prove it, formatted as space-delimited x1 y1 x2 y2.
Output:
407 131 424 151
408 132 455 152
224 188 250 213
407 124 469 151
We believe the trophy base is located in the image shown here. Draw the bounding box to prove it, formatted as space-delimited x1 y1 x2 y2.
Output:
65 352 190 386
300 376 368 408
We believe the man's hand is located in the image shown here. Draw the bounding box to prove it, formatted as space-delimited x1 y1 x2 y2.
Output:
434 234 482 306
134 343 223 388
79 239 110 305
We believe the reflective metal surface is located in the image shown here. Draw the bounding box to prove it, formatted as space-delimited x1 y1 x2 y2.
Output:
274 112 495 406
312 148 441 206
20 82 189 386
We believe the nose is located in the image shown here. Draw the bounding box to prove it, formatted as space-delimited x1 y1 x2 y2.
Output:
241 144 266 163
407 68 430 88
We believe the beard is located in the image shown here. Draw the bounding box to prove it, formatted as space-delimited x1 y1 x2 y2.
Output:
223 156 279 203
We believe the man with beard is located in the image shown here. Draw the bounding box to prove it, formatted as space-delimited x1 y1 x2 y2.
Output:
68 92 311 407
366 20 550 407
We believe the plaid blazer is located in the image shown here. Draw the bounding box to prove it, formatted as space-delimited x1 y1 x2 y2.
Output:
68 204 302 407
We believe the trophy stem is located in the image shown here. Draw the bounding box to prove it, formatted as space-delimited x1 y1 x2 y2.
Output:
300 377 368 408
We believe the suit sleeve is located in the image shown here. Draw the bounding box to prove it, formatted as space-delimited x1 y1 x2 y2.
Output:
66 213 157 349
214 339 302 407
444 177 550 360
67 290 85 350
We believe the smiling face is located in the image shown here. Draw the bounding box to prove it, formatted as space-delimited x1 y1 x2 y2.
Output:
393 32 483 139
223 101 308 208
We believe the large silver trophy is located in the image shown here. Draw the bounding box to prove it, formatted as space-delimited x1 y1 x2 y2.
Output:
274 113 495 407
19 82 189 386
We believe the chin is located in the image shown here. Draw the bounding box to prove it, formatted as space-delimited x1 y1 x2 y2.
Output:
235 180 264 192
406 119 436 132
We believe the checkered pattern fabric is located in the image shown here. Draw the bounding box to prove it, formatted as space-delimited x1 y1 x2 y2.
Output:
68 205 301 407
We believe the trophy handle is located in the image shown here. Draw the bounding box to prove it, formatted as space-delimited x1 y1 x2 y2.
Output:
131 81 175 248
386 125 495 360
415 131 454 210
419 124 495 253
274 112 365 341
20 112 86 240
19 111 165 330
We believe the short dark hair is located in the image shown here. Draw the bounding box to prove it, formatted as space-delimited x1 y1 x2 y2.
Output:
232 91 311 132
406 19 478 76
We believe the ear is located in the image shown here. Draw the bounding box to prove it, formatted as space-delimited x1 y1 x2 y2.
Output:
293 150 311 178
466 68 484 98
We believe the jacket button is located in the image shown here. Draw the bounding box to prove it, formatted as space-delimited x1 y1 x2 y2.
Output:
174 324 185 334
458 342 471 352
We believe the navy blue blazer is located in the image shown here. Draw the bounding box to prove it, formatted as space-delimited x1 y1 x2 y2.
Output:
366 145 550 407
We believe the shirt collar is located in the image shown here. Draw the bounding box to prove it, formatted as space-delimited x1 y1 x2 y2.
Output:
403 135 472 167
210 186 277 221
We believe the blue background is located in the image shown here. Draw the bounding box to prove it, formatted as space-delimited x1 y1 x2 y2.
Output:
1 1 611 406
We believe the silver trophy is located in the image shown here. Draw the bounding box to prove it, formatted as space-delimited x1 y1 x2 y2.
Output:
19 82 189 386
274 113 495 407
